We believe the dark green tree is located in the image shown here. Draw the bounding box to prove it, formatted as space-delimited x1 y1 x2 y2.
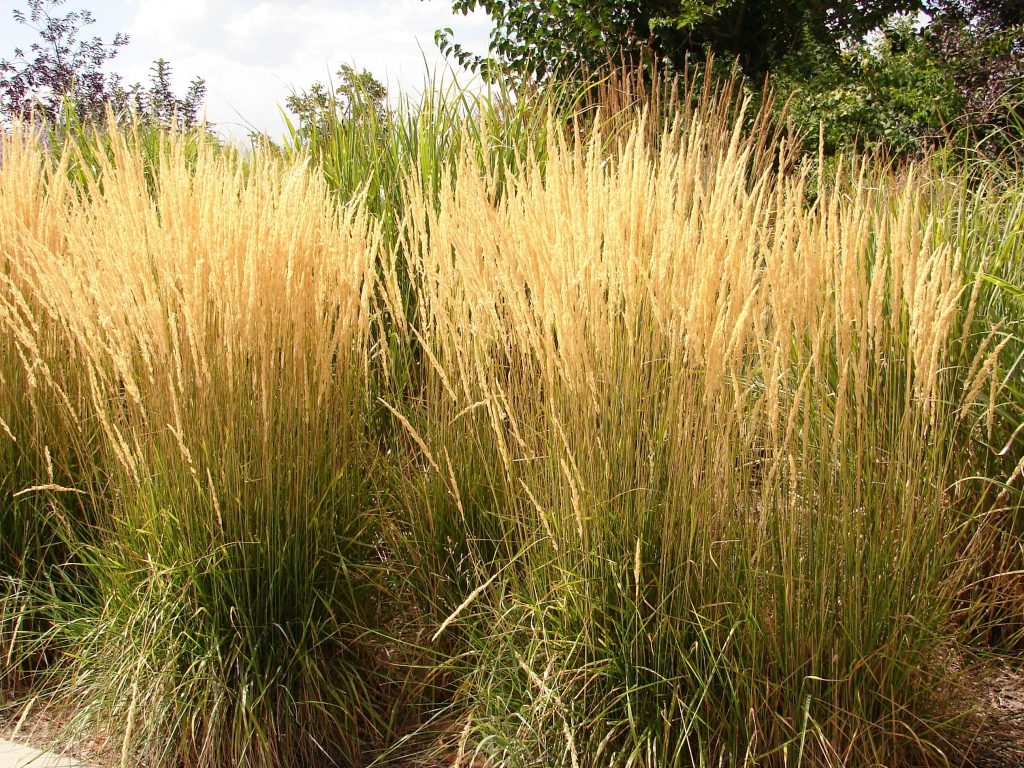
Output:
773 2 1022 156
434 0 921 81
436 0 1022 157
771 15 964 154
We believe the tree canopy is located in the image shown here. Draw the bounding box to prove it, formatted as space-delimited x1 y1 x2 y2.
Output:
436 0 1023 154
436 0 922 81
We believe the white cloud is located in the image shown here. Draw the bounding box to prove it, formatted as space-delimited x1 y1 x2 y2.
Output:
114 0 492 138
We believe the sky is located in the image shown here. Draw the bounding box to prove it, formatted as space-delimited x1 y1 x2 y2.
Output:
0 0 493 138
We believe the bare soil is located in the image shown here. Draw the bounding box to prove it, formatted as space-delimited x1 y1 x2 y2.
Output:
2 665 1023 768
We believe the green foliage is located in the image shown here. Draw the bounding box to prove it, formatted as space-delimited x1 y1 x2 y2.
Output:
773 3 1023 158
435 0 921 81
436 1 646 81
925 0 1024 154
435 0 1020 157
285 65 388 142
773 17 963 154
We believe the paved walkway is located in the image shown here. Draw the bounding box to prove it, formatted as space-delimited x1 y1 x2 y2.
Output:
0 740 88 768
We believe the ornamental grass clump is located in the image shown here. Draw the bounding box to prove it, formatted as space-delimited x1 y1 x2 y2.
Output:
386 97 1003 766
0 69 1020 768
0 123 393 766
927 162 1024 646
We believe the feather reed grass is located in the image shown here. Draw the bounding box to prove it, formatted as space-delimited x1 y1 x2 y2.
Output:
385 98 1013 766
0 69 1020 767
1 122 392 766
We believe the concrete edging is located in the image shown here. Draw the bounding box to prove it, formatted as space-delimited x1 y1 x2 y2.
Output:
0 740 90 768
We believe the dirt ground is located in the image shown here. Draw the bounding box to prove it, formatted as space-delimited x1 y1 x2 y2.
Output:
967 660 1024 767
0 698 112 768
2 664 1023 768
